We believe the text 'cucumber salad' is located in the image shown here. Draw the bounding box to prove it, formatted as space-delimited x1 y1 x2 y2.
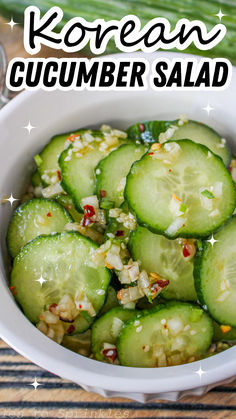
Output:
6 116 236 368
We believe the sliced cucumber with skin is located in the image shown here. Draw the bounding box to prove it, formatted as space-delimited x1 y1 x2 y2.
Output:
194 217 236 327
171 121 231 167
105 217 130 244
213 321 236 342
117 302 213 367
36 129 97 186
125 140 236 239
31 170 42 187
11 232 111 328
59 132 124 211
55 194 104 244
62 329 91 355
7 198 72 258
66 311 93 335
98 285 119 317
127 120 230 166
129 226 197 301
136 296 163 310
126 120 172 144
91 307 137 362
96 143 147 208
105 200 133 243
54 194 82 223
36 134 71 186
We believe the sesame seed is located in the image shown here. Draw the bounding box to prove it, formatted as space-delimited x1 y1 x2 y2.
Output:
136 326 142 333
184 325 190 331
134 320 140 326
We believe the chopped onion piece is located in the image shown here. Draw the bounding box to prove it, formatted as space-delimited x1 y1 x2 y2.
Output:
106 245 123 270
167 318 183 335
138 270 150 294
111 317 124 338
118 286 144 304
42 183 64 198
165 217 186 236
122 302 136 309
118 260 140 284
81 195 99 209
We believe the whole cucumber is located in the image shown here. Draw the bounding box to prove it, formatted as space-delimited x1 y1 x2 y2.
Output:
0 0 235 62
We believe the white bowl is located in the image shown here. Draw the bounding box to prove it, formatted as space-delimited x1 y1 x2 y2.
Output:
0 52 235 402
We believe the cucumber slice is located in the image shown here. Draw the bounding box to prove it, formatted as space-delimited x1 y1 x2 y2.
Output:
129 226 197 301
105 200 133 243
36 129 94 186
67 311 93 335
171 121 231 167
54 194 82 223
7 198 72 258
62 329 91 356
59 131 124 211
105 217 130 244
11 232 111 327
194 217 236 327
36 133 71 186
96 143 146 208
125 140 236 238
126 120 172 144
91 307 137 362
31 170 42 187
117 302 213 367
136 296 163 310
54 194 104 244
213 321 236 342
127 120 230 166
99 285 119 316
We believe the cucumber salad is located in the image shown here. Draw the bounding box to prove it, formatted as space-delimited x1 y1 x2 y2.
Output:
6 116 236 368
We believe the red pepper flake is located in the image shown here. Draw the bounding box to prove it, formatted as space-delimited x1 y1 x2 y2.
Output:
150 278 169 296
67 134 79 142
115 230 124 237
183 244 191 258
169 169 172 172
66 205 72 210
228 166 232 173
67 325 75 334
82 204 96 226
139 123 145 133
148 152 154 156
99 190 106 198
84 205 95 217
164 324 167 329
49 303 58 313
9 286 17 296
79 304 82 309
57 170 62 181
47 212 52 217
102 348 117 362
155 279 170 288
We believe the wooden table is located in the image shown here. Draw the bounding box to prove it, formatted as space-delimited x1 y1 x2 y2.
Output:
0 339 236 418
0 16 236 419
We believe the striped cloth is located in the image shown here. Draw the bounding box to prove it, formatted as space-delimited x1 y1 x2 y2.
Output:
0 339 235 418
